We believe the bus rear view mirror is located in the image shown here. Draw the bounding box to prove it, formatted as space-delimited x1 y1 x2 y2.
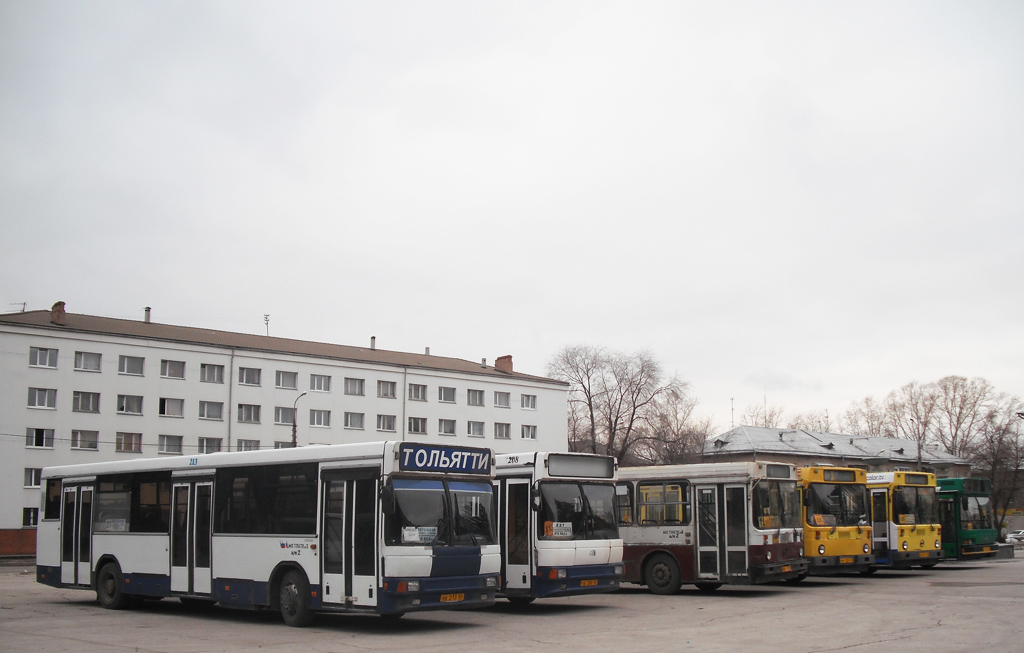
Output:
381 482 396 515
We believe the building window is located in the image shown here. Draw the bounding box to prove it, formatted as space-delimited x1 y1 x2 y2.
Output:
495 423 511 440
438 419 456 436
236 439 260 451
198 401 223 420
200 363 224 383
311 409 332 427
238 367 261 386
26 428 54 448
159 398 184 417
344 378 365 396
118 355 144 376
74 351 101 372
408 417 427 434
377 380 396 398
198 437 222 454
158 434 183 454
28 388 56 409
409 384 427 401
238 404 261 423
115 432 142 453
274 442 295 450
377 414 396 432
276 370 298 389
467 421 485 437
494 391 510 408
522 425 537 440
72 391 100 413
117 394 143 415
274 406 295 425
29 347 58 368
24 468 42 488
521 394 537 409
23 508 39 528
71 430 98 450
438 387 456 403
344 412 364 429
310 374 331 392
160 360 185 379
468 389 485 406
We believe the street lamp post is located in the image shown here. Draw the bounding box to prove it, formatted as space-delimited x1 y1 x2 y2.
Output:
291 391 307 448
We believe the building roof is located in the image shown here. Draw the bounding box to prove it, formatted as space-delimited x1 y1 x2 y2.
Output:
705 425 967 468
0 305 566 386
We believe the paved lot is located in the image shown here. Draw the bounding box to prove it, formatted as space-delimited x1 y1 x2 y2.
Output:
1 558 1022 652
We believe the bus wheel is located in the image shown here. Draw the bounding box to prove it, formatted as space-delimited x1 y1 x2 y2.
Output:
644 553 681 595
96 562 133 610
278 570 314 627
694 582 722 592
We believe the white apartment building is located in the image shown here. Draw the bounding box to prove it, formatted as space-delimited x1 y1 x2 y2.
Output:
0 302 569 555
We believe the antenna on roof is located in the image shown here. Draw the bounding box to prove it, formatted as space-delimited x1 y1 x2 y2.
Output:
264 314 270 336
10 302 26 313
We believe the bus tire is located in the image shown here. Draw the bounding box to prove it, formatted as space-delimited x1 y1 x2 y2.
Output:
278 570 314 627
96 562 133 610
694 582 722 592
644 553 682 595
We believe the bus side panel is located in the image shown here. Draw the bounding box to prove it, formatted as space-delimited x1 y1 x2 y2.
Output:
95 533 170 577
36 520 61 567
211 535 320 604
621 544 696 584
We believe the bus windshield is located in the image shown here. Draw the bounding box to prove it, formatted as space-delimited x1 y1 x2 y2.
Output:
537 482 619 541
752 481 800 529
385 479 497 547
962 496 994 530
805 483 869 527
893 486 938 525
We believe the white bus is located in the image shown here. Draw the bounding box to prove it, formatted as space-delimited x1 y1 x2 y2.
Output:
493 452 623 603
616 462 807 593
36 441 499 626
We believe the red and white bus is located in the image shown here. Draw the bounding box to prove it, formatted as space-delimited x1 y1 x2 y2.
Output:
493 452 623 603
36 441 499 625
616 461 807 593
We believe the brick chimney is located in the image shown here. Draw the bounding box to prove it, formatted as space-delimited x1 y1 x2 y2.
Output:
495 355 513 373
50 301 66 326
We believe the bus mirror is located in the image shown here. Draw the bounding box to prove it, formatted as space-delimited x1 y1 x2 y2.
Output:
381 482 396 515
531 488 541 511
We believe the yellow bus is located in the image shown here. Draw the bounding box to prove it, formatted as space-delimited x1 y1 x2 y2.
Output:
865 471 943 570
795 466 873 578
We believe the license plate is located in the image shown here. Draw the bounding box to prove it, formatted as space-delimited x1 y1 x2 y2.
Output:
440 593 464 603
840 557 854 564
782 565 792 573
580 579 598 587
921 552 931 557
983 547 992 552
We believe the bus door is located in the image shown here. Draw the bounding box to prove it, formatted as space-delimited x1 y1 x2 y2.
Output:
503 478 532 590
723 485 747 577
321 472 378 607
870 489 890 560
170 481 213 595
61 485 93 586
695 485 720 580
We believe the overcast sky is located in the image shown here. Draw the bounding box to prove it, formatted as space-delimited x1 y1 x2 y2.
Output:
2 1 1022 431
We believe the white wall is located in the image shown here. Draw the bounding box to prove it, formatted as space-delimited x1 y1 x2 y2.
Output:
0 324 567 533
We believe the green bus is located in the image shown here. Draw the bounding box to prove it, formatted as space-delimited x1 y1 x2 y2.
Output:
936 478 998 560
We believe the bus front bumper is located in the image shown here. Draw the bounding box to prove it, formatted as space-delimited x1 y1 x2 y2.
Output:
530 563 623 599
960 543 998 558
750 558 809 583
888 549 943 568
807 555 874 575
377 573 498 614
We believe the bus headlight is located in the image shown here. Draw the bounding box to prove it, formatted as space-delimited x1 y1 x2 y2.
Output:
485 576 497 587
935 540 940 549
406 580 420 592
863 544 870 554
546 569 567 580
818 545 825 555
902 541 909 550
766 551 772 561
614 565 624 576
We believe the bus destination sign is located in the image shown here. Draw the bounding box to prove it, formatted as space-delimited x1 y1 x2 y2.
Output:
399 444 491 475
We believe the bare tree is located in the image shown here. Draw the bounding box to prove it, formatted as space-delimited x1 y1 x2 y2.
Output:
786 409 833 433
933 375 995 458
635 391 716 464
841 396 891 438
548 346 702 464
884 381 938 471
741 402 786 428
968 395 1024 540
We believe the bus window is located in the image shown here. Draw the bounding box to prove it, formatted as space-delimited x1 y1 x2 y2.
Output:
581 483 618 539
94 477 131 532
752 481 799 529
893 486 938 525
450 481 497 545
805 483 869 527
44 479 62 520
537 483 586 540
637 482 690 526
962 496 993 530
384 479 446 545
615 483 633 525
